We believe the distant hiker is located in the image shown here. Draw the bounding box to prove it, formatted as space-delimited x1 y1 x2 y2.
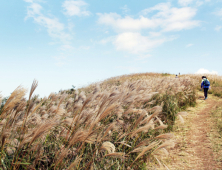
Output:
175 74 179 78
201 76 210 100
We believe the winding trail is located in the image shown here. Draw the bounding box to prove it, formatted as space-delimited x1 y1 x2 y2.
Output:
167 93 222 170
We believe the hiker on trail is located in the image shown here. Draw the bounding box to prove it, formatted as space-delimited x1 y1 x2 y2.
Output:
175 74 179 78
201 76 210 100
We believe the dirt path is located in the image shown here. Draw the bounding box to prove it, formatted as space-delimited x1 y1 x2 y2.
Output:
166 93 222 170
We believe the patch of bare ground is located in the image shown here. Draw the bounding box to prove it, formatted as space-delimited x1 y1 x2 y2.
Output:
164 93 222 170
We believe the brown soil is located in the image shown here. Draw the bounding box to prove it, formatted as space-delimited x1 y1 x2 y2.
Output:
166 93 222 170
187 98 218 169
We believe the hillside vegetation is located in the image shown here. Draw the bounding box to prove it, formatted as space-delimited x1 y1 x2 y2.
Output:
0 73 204 169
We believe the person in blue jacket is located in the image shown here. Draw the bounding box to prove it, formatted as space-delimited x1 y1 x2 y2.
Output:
201 76 210 100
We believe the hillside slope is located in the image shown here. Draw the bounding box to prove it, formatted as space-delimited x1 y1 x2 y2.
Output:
0 73 197 169
1 73 222 169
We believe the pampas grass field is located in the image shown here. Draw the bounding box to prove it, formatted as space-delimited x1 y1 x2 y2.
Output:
0 72 217 169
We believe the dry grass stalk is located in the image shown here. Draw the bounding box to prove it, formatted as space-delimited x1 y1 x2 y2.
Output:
132 141 159 164
115 141 131 148
28 80 38 101
55 148 69 168
104 152 125 158
98 104 117 122
1 86 26 118
155 133 174 140
100 141 115 154
68 155 82 170
29 120 58 146
131 123 153 138
153 140 175 153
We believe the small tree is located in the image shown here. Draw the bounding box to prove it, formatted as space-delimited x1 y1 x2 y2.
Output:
0 97 9 114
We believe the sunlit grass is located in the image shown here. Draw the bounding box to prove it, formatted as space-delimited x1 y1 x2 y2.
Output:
0 73 197 169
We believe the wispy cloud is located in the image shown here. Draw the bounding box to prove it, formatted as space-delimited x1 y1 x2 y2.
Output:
186 43 194 48
62 0 90 17
60 44 74 51
214 8 222 18
24 1 72 44
99 36 115 45
178 0 194 6
178 0 210 7
121 5 130 14
215 25 222 31
24 0 91 54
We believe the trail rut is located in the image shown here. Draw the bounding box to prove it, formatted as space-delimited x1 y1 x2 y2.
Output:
167 93 222 170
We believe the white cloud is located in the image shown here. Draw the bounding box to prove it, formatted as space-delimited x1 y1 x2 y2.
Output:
215 25 222 31
35 16 71 42
121 5 130 14
25 2 42 19
195 68 218 75
98 4 199 32
25 1 72 43
186 43 194 47
178 0 194 6
149 32 162 37
196 1 204 6
178 0 210 6
113 32 166 54
97 13 157 32
97 3 199 56
214 8 222 17
62 0 90 16
141 2 171 15
151 4 199 32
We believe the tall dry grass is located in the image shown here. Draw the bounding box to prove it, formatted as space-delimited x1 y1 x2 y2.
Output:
0 73 196 169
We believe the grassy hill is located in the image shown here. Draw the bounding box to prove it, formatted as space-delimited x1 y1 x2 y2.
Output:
0 73 221 169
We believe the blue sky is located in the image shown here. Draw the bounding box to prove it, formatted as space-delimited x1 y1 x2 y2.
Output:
0 0 222 97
